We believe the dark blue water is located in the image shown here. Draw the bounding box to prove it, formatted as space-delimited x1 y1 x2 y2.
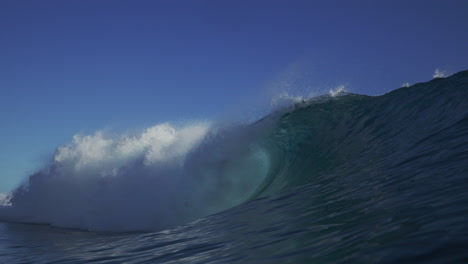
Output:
1 70 468 263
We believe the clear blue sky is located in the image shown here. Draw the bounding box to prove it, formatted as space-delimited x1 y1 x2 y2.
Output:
1 0 468 193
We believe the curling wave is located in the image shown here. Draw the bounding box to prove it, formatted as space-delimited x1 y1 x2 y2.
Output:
1 70 468 233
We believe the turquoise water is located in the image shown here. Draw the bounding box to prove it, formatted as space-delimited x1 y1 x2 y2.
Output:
1 70 468 263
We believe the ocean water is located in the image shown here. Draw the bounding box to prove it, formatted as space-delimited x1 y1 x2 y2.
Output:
1 70 468 263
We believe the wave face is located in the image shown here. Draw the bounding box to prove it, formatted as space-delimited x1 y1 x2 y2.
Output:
254 71 468 199
1 70 468 243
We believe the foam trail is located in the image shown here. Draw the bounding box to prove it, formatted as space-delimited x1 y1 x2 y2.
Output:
0 122 272 232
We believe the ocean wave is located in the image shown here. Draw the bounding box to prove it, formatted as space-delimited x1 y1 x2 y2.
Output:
1 70 467 233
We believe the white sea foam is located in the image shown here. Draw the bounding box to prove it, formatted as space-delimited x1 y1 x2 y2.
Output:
329 85 347 97
433 68 448 78
0 193 10 206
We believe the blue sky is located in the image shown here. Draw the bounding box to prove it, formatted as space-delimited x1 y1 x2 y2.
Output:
1 0 468 193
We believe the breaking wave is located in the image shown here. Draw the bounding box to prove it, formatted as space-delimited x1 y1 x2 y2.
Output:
1 70 468 233
0 121 273 231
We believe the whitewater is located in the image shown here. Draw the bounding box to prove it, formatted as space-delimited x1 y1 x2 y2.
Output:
0 120 274 232
0 70 467 263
